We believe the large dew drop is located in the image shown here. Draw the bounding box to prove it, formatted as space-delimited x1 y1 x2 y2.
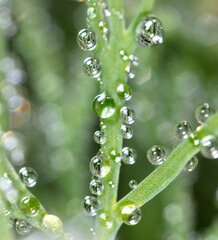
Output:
77 29 97 51
90 155 111 177
121 205 142 226
20 196 40 217
147 145 166 165
15 220 32 235
19 167 38 187
121 125 133 139
93 93 116 118
116 84 132 101
120 107 135 125
136 15 164 47
121 147 137 165
83 196 98 216
83 57 101 78
89 179 104 195
173 121 192 140
93 130 106 144
195 103 215 124
184 156 198 172
200 136 218 159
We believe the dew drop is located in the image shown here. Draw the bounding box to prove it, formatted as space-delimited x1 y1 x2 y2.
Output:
195 103 215 124
109 181 115 188
89 179 104 195
42 215 63 235
99 212 113 228
121 205 142 226
87 7 96 19
129 180 138 189
83 57 101 78
120 107 135 125
125 66 135 79
19 167 38 188
184 156 198 172
109 150 121 163
121 147 137 165
116 84 132 101
99 21 108 34
93 93 116 118
129 55 139 67
77 29 97 51
136 15 164 47
200 136 218 159
121 125 133 139
147 145 166 165
90 228 96 235
83 196 98 216
20 197 40 217
15 220 32 235
90 155 111 177
173 121 192 140
120 50 129 61
93 130 106 144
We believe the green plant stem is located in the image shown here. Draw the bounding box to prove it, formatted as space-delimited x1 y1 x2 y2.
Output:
116 113 218 214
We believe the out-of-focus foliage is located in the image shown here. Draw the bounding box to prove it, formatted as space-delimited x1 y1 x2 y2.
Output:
0 0 217 239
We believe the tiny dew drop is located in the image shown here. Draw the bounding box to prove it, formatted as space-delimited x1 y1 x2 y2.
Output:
125 66 135 79
99 212 113 228
121 205 142 226
173 121 192 140
89 179 104 195
99 21 108 34
200 136 218 159
83 57 101 78
83 196 98 216
89 155 111 177
116 84 132 101
93 93 116 118
120 50 129 61
184 156 198 172
136 15 164 47
20 196 40 217
129 180 138 189
90 228 96 235
77 29 97 51
121 125 133 139
87 7 96 19
42 215 63 235
120 107 135 125
109 181 115 188
19 167 38 187
129 55 139 67
147 145 166 165
93 130 106 144
121 147 137 165
15 220 32 235
195 103 215 124
109 149 121 163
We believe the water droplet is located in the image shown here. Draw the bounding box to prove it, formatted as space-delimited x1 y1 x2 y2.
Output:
195 103 215 124
93 93 116 118
99 212 113 228
87 7 96 19
15 220 32 235
184 156 198 172
20 197 40 217
42 215 63 235
120 50 129 61
93 130 106 144
121 125 133 139
90 155 111 177
147 145 166 165
189 133 200 146
83 57 101 78
19 167 38 187
173 121 192 140
125 66 135 79
136 15 164 47
121 147 137 165
200 137 218 159
129 55 139 67
109 150 121 163
99 21 108 34
90 228 96 235
129 180 138 189
89 179 104 195
121 205 142 225
116 84 132 101
120 107 135 125
109 181 115 188
77 29 97 51
83 196 98 216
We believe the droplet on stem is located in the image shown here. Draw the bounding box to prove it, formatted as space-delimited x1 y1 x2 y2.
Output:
120 107 135 125
173 121 192 140
89 179 104 195
83 196 98 216
195 103 215 124
93 130 106 144
147 145 166 165
116 84 132 101
19 167 38 187
184 156 198 172
83 57 101 78
77 29 97 51
121 147 137 165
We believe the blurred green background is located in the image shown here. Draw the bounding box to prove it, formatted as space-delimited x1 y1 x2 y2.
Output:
1 0 218 239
